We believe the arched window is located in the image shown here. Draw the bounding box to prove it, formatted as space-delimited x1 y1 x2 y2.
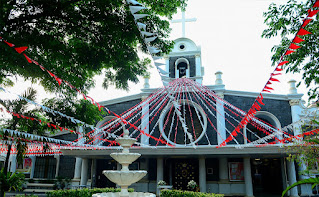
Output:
245 111 282 143
175 58 190 78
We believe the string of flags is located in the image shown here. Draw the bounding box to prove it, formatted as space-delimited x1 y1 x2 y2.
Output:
217 0 319 148
125 0 193 146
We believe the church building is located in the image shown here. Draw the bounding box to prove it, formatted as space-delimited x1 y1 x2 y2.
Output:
5 11 318 197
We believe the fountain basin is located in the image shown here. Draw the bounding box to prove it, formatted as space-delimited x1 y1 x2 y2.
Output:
110 153 141 165
103 170 147 186
92 192 155 197
116 138 137 147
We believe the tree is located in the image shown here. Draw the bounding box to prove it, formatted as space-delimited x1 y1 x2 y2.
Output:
0 0 186 97
0 168 25 197
262 0 319 100
0 87 106 175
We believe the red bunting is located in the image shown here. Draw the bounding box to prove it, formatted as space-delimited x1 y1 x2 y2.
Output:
262 89 271 93
55 77 62 86
15 46 28 54
293 36 305 43
289 43 301 50
275 68 283 71
264 86 274 90
23 54 32 63
278 61 289 66
271 73 282 76
269 77 280 82
314 1 319 7
3 40 14 47
308 9 319 17
302 19 313 27
47 70 55 77
266 81 272 85
39 65 45 71
285 50 295 55
297 28 311 36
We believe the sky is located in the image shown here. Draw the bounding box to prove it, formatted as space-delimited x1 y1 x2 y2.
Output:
2 0 310 105
88 0 308 102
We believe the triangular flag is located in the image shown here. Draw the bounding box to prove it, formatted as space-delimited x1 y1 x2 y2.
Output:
148 46 161 54
154 62 165 67
264 86 274 90
314 1 319 7
3 40 14 47
308 9 319 17
271 73 282 76
145 36 157 43
23 54 32 63
275 68 283 71
126 0 143 6
137 22 146 30
293 36 305 43
47 70 55 77
141 31 155 37
15 46 28 54
262 89 271 93
133 14 149 20
297 28 311 36
278 61 289 66
55 77 62 85
289 43 301 50
285 50 295 55
302 19 313 27
269 77 280 82
157 67 169 75
129 6 146 14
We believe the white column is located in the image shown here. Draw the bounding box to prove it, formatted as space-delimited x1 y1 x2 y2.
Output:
141 97 150 146
195 54 202 84
91 159 96 188
199 157 206 192
54 155 60 178
243 157 253 197
164 56 169 76
287 160 299 197
219 158 228 182
80 158 88 186
156 157 164 195
73 157 82 180
30 156 36 179
216 94 226 145
9 155 17 173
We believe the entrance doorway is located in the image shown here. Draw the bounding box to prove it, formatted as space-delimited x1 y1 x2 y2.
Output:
95 159 116 188
169 159 199 190
251 158 283 197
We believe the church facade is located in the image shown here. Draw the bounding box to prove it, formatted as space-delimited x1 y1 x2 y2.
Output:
6 37 317 197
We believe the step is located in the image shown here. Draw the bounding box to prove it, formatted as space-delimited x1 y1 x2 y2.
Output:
26 183 55 187
24 189 53 193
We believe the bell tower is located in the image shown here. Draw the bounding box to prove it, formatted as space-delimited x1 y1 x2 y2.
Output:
164 38 204 84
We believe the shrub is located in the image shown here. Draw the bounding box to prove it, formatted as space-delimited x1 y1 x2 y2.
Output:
46 187 134 197
160 190 224 197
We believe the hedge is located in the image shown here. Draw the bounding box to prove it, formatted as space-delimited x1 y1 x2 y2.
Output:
160 190 224 197
46 188 134 197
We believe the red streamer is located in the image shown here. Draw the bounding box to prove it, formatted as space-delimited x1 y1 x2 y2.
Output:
15 46 28 54
289 43 301 50
293 36 305 43
297 28 311 36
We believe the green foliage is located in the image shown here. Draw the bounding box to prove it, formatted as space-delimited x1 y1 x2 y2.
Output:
262 0 319 100
42 98 106 130
160 190 224 197
282 177 319 197
54 176 71 190
0 0 186 97
46 188 134 197
0 168 25 197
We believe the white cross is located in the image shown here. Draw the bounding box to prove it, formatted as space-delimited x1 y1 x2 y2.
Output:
171 10 197 37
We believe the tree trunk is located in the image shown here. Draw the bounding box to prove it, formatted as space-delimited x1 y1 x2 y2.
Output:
3 144 12 173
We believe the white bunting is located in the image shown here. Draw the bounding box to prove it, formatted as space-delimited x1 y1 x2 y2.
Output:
147 46 161 54
129 6 147 14
145 36 157 43
152 56 162 61
126 0 143 6
154 62 165 67
157 67 169 75
141 31 155 37
137 22 146 30
133 14 149 20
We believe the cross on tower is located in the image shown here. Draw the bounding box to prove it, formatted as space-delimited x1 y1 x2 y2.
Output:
171 10 197 37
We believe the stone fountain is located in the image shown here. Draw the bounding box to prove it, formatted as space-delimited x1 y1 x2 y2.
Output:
92 129 155 197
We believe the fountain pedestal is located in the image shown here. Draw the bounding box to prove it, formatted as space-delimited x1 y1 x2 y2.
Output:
92 130 155 197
